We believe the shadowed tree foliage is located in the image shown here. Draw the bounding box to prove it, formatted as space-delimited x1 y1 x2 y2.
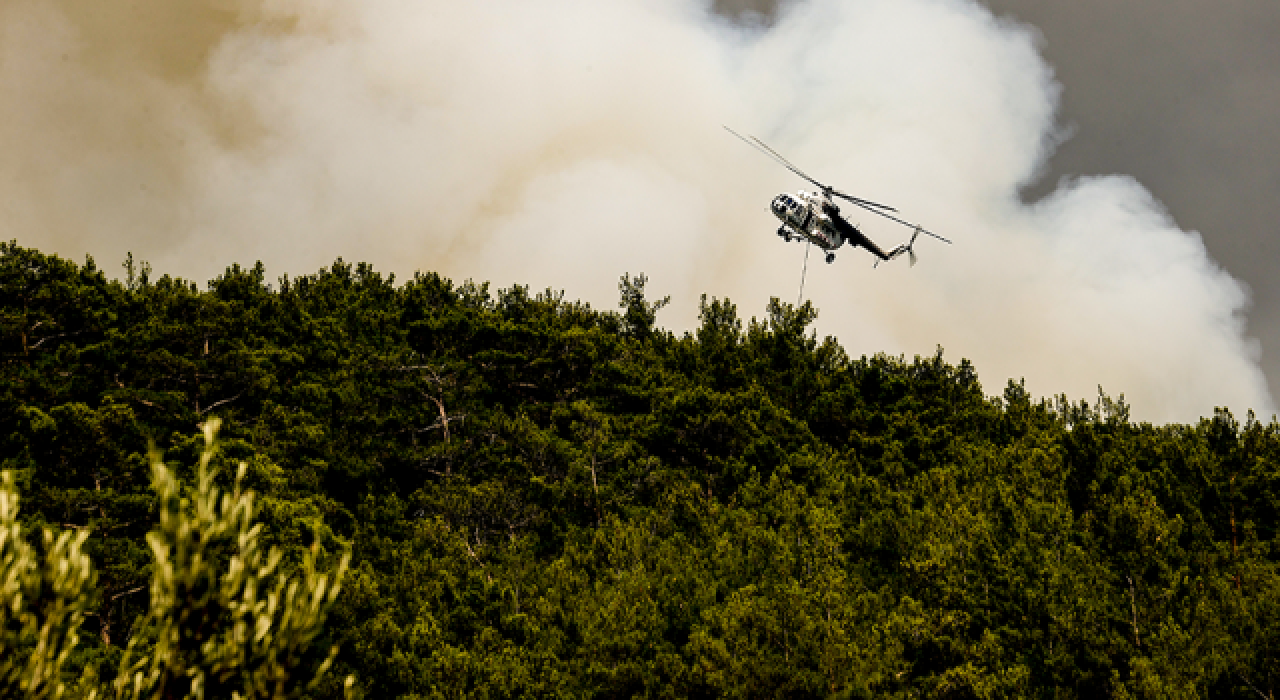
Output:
2 240 1279 699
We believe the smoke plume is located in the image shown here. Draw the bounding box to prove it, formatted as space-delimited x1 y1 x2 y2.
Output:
1 0 1271 423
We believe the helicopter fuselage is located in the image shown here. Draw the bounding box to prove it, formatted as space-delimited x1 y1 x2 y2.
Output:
770 190 898 263
771 191 841 250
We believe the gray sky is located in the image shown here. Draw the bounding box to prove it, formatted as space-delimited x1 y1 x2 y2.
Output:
719 0 1280 405
982 0 1280 406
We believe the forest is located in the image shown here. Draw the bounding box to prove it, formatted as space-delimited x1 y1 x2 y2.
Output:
2 240 1278 699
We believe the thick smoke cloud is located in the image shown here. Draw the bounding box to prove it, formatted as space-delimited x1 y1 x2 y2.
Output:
0 0 1272 423
977 0 1280 399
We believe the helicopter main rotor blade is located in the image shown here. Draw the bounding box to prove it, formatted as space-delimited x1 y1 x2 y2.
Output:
746 134 821 183
724 126 899 212
831 190 897 213
723 126 828 191
743 135 899 213
848 200 952 244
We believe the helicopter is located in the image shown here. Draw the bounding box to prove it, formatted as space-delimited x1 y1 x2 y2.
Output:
726 126 951 265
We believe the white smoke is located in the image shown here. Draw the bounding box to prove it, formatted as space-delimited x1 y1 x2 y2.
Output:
0 0 1271 422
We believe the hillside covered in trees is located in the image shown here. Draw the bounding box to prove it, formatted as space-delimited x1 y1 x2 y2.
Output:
2 241 1279 698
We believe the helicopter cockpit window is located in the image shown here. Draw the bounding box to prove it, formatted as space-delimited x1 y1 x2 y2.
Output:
773 195 805 220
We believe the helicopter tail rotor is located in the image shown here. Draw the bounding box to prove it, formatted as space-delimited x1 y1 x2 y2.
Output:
889 227 921 267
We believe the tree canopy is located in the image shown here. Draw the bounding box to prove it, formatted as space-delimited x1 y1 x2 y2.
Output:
2 241 1278 698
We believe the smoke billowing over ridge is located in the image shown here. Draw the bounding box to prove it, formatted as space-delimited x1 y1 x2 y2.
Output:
1 0 1270 423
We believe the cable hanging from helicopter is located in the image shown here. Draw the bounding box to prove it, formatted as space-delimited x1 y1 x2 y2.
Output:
725 126 951 268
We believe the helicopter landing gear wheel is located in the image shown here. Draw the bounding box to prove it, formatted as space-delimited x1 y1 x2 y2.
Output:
777 227 791 242
825 252 835 264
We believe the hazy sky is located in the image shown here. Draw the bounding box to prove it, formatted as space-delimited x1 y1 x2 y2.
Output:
719 0 1280 404
2 0 1274 423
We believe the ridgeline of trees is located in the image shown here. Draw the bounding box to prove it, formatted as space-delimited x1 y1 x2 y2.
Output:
2 240 1278 699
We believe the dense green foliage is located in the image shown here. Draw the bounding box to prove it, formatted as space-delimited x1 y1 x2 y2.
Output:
0 419 350 699
3 241 1279 698
1 470 94 699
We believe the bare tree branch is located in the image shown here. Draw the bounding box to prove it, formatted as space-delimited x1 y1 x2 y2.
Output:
110 585 147 602
197 392 244 416
1238 673 1271 700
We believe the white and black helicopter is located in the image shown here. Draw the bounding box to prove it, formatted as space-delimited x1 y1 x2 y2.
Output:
726 126 951 265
